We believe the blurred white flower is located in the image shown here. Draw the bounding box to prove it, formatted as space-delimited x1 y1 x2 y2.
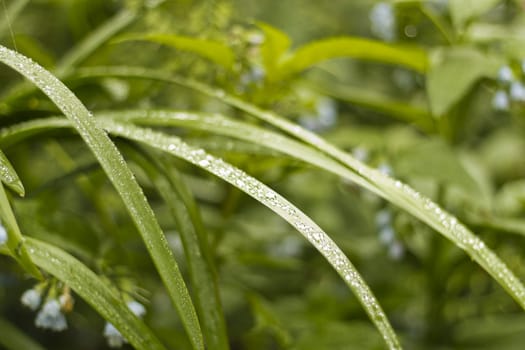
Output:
352 147 369 162
388 240 405 260
378 163 393 176
375 209 392 228
104 322 126 348
103 300 146 347
370 2 396 42
239 65 266 88
492 90 509 111
379 226 395 245
316 97 337 128
510 81 525 102
497 66 514 84
0 224 7 245
21 288 41 311
35 299 67 331
127 300 146 318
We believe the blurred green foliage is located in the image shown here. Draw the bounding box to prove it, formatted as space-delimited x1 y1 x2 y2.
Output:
1 0 525 349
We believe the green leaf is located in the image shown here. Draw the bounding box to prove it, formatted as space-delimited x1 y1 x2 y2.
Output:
114 33 235 68
98 118 402 350
0 317 46 350
426 47 503 116
0 149 24 196
25 237 167 350
393 138 482 195
278 37 428 78
449 0 501 29
257 22 291 81
0 46 204 350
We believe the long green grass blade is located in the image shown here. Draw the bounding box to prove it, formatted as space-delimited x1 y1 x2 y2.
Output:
0 317 46 350
66 66 525 310
0 47 204 349
0 148 24 196
0 183 42 278
126 148 230 350
25 237 167 350
114 33 235 69
98 118 402 350
55 8 138 76
0 0 29 38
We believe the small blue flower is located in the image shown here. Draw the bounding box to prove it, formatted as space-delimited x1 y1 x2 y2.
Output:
35 299 67 331
21 288 42 311
492 90 509 111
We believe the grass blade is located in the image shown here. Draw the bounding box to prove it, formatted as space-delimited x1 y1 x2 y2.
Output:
0 0 29 38
24 237 167 350
125 147 230 350
0 148 24 196
55 8 138 76
114 33 235 69
0 47 204 349
0 317 46 350
99 118 402 350
0 183 42 279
